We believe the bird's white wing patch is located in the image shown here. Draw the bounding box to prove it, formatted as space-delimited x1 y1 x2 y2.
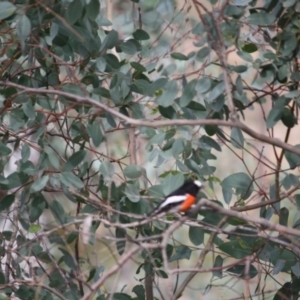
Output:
159 195 187 209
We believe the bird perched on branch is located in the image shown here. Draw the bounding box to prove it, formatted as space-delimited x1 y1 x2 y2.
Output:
148 179 202 217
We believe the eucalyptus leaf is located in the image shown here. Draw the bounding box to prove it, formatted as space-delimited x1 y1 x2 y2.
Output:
64 150 86 171
247 13 276 25
30 176 49 193
99 161 115 181
156 81 178 107
124 165 145 179
116 228 126 255
0 2 16 20
66 0 83 24
0 194 15 212
189 226 204 246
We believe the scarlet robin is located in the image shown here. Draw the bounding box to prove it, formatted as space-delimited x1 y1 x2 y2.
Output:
148 179 202 217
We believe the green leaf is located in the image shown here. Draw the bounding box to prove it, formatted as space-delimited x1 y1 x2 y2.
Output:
213 255 223 278
180 79 197 107
151 78 168 93
133 29 150 40
172 138 185 158
266 107 282 128
247 13 276 25
0 194 15 212
0 2 16 20
17 15 31 49
224 4 244 17
23 102 35 119
235 75 243 95
108 293 131 300
86 0 100 20
99 161 115 181
284 90 300 98
67 231 78 244
49 200 66 224
156 269 168 278
282 174 299 190
148 185 164 199
103 53 120 69
284 144 300 169
96 57 106 72
156 80 178 107
66 0 83 24
237 50 253 63
132 285 145 298
148 132 166 146
0 270 5 284
131 79 152 96
171 52 189 60
87 123 104 147
116 228 126 255
21 144 30 163
185 159 202 176
271 249 297 273
189 226 204 246
226 264 258 278
273 282 292 300
279 207 289 226
169 245 192 262
283 0 297 7
186 101 206 111
100 30 119 51
199 135 221 152
0 143 11 156
64 150 86 171
291 265 300 278
208 81 225 102
221 172 253 203
281 107 296 128
120 40 138 55
219 241 253 259
30 176 49 193
46 152 60 170
162 173 184 196
158 105 176 119
142 10 161 27
125 184 140 202
28 224 42 233
230 127 244 148
60 172 84 189
1 172 29 190
273 259 286 275
242 43 257 53
94 87 110 98
195 77 211 94
29 194 46 222
130 62 146 72
196 47 210 60
231 65 247 73
124 165 145 179
44 146 60 170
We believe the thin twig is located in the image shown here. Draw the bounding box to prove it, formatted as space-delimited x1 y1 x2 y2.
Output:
1 81 300 156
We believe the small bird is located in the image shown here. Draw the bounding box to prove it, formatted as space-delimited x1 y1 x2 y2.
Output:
148 179 202 217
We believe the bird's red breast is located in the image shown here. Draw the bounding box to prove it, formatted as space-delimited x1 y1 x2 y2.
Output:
180 194 196 212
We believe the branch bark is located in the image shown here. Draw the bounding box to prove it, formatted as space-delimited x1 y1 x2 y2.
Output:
1 81 300 156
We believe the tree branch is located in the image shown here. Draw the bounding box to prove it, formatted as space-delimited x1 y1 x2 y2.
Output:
1 81 300 156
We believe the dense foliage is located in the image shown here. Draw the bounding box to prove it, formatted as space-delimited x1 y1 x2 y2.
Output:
1 0 300 299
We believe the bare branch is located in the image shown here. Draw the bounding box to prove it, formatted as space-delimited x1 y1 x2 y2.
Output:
1 81 300 157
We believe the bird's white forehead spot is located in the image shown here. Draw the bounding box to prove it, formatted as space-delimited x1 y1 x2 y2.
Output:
194 180 202 187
